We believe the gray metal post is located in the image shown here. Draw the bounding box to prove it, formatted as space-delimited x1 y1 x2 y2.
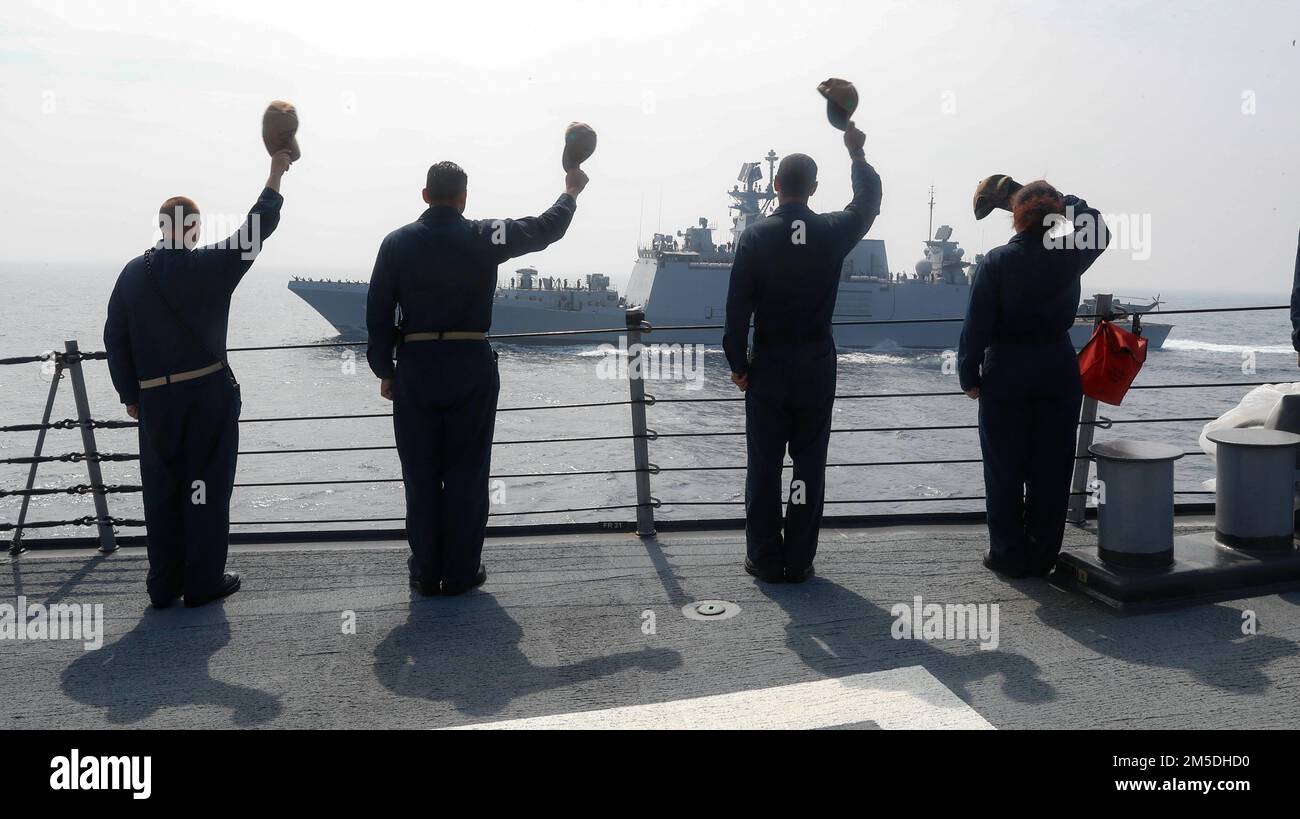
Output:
1089 440 1183 567
1067 293 1112 525
9 355 65 555
625 309 657 537
1207 428 1300 551
64 340 117 553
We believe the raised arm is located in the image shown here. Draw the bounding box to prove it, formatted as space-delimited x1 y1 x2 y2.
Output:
104 273 139 414
1059 193 1109 275
490 169 587 263
823 124 883 253
205 152 292 289
723 231 758 388
1290 229 1300 363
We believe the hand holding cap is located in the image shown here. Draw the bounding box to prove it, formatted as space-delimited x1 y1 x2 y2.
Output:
563 122 597 171
262 100 301 162
817 78 859 131
972 174 1022 219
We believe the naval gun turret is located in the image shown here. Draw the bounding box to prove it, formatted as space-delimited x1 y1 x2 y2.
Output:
679 217 720 256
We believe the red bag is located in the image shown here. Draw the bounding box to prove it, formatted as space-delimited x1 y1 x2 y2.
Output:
1077 319 1147 405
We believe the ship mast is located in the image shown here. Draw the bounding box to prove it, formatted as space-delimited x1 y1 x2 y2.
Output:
927 185 935 241
727 149 780 244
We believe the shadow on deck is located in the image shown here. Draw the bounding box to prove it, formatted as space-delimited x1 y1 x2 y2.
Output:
3 521 1299 729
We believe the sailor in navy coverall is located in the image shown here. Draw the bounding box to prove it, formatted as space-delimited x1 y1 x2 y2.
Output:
1288 230 1300 364
958 182 1109 578
104 151 292 607
723 126 882 582
366 161 588 595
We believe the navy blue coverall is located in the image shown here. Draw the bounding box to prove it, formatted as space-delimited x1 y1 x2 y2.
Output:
723 156 882 575
366 195 576 590
958 194 1109 575
104 187 283 601
1288 230 1300 353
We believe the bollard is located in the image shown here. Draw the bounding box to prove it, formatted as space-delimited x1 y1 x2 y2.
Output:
1088 440 1183 567
1206 428 1300 552
1057 430 1300 611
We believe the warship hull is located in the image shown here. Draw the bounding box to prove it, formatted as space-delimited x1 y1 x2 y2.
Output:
288 274 1171 351
288 156 1171 350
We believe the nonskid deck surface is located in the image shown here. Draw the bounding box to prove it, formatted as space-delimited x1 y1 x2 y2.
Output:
3 521 1297 730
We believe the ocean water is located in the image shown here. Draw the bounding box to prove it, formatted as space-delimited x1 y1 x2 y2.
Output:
1 262 1294 540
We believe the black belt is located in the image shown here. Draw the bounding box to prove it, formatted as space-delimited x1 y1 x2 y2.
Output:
992 334 1071 347
403 331 487 342
755 329 832 345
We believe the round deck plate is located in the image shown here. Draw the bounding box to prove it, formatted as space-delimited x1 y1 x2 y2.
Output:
682 599 741 621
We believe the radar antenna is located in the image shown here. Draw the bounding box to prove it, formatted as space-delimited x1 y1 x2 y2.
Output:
727 149 780 243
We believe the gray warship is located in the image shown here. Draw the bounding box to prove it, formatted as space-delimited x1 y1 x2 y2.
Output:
287 153 1172 349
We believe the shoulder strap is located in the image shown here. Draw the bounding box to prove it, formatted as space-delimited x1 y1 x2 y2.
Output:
142 248 238 384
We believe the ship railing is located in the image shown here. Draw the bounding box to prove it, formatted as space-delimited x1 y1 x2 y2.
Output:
0 297 1290 552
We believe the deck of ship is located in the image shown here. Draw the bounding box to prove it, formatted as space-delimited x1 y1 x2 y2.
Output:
5 518 1298 730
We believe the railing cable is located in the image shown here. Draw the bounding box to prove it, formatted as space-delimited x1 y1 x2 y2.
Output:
0 303 1290 365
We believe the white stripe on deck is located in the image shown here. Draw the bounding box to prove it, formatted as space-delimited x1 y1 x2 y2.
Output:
449 666 994 730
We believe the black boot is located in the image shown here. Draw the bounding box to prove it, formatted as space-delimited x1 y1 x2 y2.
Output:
185 572 241 607
744 557 784 583
785 564 815 583
408 553 439 595
150 592 182 610
982 550 1029 579
441 565 487 596
409 577 440 596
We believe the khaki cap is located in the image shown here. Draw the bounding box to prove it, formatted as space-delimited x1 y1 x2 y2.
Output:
562 122 597 171
262 100 301 162
973 174 1022 220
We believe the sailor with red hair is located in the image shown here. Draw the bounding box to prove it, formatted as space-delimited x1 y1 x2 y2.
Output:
958 178 1110 578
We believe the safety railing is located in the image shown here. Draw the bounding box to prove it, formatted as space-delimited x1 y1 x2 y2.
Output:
0 298 1290 552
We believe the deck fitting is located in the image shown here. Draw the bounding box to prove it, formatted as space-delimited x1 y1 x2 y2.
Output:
1055 531 1300 613
682 599 741 621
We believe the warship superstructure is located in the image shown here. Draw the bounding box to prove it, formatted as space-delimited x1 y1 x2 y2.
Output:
287 153 1172 349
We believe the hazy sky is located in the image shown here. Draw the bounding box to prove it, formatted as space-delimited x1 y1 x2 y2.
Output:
1 0 1296 296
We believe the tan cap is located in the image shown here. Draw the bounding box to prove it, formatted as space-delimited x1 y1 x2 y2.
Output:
973 174 1022 220
817 78 858 131
262 100 301 162
562 122 597 171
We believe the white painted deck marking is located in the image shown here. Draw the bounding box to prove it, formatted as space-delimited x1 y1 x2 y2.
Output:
449 666 994 730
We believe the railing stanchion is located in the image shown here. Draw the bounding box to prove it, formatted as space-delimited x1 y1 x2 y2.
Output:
9 355 65 555
64 340 117 553
1067 293 1111 526
625 309 657 537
